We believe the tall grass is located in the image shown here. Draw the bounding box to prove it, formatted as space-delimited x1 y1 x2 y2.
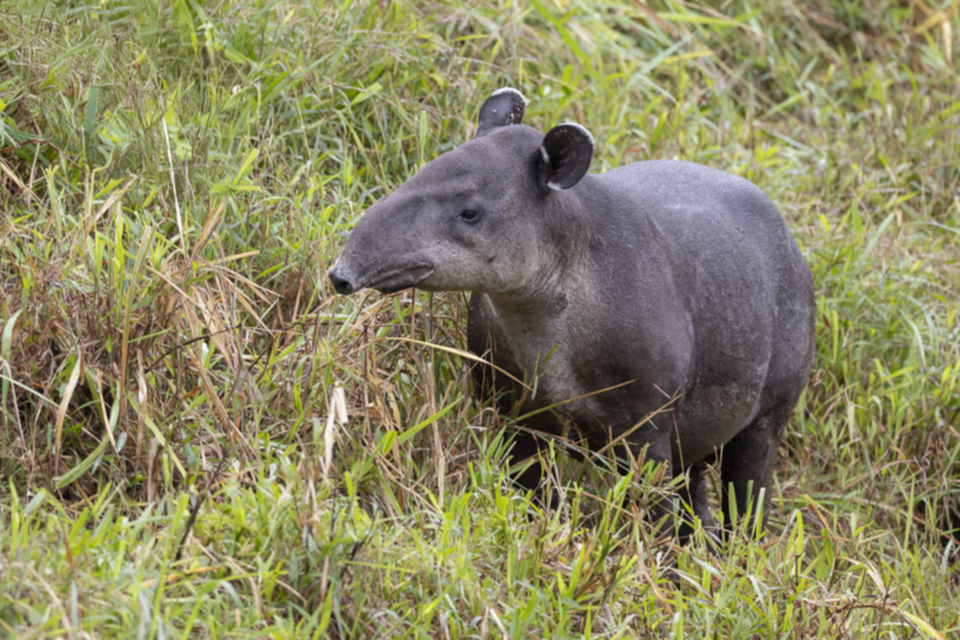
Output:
0 0 958 637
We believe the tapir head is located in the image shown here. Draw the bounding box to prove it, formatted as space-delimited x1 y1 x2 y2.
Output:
328 89 594 296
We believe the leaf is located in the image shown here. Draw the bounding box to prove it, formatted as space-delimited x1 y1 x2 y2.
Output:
899 610 946 640
527 0 590 69
1 308 23 425
55 437 109 489
909 11 947 37
55 352 83 468
212 148 262 194
397 399 460 444
659 10 761 30
349 81 382 106
232 147 260 184
85 86 100 162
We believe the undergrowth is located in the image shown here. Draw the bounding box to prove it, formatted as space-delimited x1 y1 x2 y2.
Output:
0 0 958 637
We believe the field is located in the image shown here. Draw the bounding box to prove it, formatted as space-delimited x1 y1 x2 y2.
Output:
1 0 959 637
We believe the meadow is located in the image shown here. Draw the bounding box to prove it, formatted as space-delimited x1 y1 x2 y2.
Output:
0 0 958 637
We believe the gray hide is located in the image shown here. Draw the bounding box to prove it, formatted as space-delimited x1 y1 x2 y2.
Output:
329 89 816 538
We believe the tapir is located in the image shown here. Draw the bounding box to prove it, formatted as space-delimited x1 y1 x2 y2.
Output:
329 89 816 539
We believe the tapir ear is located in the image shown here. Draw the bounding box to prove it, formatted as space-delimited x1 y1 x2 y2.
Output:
476 88 526 138
537 123 594 190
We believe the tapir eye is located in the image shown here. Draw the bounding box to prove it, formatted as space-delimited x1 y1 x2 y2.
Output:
458 209 480 223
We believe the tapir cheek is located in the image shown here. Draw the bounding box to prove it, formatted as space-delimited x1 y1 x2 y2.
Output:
448 221 484 246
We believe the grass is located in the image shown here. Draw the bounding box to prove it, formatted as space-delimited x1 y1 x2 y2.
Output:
0 0 958 637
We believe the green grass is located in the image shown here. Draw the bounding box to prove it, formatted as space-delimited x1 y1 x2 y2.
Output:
1 0 959 637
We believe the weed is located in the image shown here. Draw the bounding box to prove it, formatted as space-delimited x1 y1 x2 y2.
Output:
0 0 958 637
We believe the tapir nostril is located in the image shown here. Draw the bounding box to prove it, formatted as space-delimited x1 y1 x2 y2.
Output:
328 270 355 295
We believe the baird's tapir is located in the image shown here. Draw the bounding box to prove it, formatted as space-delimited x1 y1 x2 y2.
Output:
329 88 815 539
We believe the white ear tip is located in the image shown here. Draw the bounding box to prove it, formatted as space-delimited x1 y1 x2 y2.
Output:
559 121 594 147
491 87 527 104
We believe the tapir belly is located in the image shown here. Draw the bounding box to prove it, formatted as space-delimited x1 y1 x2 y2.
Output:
550 375 767 471
671 380 765 468
474 289 776 473
557 338 771 472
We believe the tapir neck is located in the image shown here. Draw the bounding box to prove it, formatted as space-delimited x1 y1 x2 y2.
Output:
484 281 568 318
486 185 594 318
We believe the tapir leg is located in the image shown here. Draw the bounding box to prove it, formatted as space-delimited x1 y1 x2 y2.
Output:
676 460 717 543
624 425 711 541
719 405 791 533
468 294 547 492
508 427 547 493
718 256 814 534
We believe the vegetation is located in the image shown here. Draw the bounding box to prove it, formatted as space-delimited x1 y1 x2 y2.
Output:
1 0 958 637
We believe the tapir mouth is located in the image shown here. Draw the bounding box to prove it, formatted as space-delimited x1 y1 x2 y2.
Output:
330 252 435 295
368 264 435 293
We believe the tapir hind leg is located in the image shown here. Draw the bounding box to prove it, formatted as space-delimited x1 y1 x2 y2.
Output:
719 248 814 535
719 404 792 534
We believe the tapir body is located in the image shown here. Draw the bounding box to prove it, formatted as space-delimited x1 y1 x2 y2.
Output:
330 89 815 536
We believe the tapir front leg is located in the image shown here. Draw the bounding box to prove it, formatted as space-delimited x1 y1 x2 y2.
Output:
467 293 548 497
675 460 718 544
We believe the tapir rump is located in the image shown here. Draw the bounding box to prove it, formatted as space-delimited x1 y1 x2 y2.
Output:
329 89 816 540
